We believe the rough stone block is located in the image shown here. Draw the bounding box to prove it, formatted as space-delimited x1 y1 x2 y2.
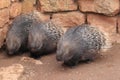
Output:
0 9 9 28
87 14 117 43
39 0 77 12
78 0 119 16
52 11 85 28
0 0 11 9
10 2 22 18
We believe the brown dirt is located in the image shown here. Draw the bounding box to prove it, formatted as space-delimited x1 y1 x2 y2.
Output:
0 44 120 80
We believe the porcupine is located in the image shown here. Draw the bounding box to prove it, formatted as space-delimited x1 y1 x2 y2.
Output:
56 24 111 66
6 10 42 55
28 20 64 58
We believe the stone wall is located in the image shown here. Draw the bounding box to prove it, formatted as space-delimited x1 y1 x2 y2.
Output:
0 0 120 48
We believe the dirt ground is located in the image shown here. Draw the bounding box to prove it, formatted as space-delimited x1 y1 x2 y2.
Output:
0 44 120 80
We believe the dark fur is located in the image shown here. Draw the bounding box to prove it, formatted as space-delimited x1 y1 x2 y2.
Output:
56 24 106 66
28 21 63 58
6 14 36 55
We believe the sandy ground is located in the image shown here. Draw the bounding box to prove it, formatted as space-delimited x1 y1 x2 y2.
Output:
0 44 120 80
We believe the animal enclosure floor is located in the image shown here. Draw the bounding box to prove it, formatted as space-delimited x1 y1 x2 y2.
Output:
0 44 120 80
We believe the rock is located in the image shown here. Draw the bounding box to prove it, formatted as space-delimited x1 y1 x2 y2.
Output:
21 0 36 14
0 64 24 80
95 0 119 16
30 10 50 22
0 24 9 48
21 57 43 65
113 34 120 44
11 0 21 2
52 11 85 28
0 0 11 9
39 0 77 12
9 2 22 18
87 14 117 43
18 65 35 80
78 0 119 16
78 0 95 12
0 9 9 28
